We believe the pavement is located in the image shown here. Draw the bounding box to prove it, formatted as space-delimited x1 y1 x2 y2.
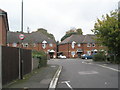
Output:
2 63 62 90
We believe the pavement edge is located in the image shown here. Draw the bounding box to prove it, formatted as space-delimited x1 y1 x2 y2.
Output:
49 65 62 90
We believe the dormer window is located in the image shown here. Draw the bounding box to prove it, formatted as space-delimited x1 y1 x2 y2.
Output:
71 41 76 49
42 40 47 49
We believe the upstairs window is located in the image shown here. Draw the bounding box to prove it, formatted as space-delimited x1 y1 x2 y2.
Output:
33 43 36 47
77 44 81 47
87 43 91 47
92 43 95 47
49 43 53 47
42 40 47 49
23 43 28 47
12 43 17 47
7 43 10 46
42 43 46 49
71 41 76 49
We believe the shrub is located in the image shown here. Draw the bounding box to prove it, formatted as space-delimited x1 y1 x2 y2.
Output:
93 52 106 61
32 50 47 68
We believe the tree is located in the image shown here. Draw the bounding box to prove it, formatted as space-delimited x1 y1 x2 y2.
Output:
37 28 55 40
76 28 83 35
92 10 120 62
61 28 83 41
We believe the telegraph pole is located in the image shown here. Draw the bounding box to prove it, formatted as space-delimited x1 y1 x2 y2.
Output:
20 0 24 79
21 0 23 33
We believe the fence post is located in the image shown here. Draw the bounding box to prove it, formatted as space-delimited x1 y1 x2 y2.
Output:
0 46 2 90
19 48 21 79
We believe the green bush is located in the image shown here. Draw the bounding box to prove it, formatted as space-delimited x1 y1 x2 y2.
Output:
32 50 47 68
109 55 120 64
93 52 106 61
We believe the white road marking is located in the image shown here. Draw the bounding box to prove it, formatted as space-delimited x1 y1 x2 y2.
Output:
97 64 120 72
82 61 92 64
51 66 56 68
49 66 62 89
78 71 98 75
61 81 73 90
105 82 108 85
82 61 85 63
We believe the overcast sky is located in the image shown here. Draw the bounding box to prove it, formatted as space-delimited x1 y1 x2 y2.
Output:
0 0 119 41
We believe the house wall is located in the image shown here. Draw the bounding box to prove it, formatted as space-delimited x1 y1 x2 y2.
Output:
7 43 57 58
59 44 69 58
59 43 106 58
0 15 7 46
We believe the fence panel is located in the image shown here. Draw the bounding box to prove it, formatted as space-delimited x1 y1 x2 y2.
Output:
2 46 19 85
22 49 32 75
1 46 32 86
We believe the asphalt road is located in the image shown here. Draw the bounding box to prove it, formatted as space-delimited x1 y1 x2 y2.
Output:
48 59 119 89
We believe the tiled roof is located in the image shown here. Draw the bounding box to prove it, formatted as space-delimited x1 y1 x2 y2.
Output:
59 34 97 44
7 31 56 44
82 34 97 43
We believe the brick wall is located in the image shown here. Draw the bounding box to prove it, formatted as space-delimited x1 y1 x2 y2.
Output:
7 43 57 58
0 11 7 46
59 43 106 58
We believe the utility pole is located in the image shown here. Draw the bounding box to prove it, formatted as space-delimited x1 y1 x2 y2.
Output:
20 0 24 79
21 0 23 33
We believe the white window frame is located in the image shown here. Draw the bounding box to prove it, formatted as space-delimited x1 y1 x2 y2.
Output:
77 44 81 47
71 51 75 57
33 43 36 47
49 43 53 47
23 43 29 47
7 43 10 46
42 43 46 49
87 51 91 55
92 43 95 47
12 43 17 47
71 41 76 49
42 40 47 49
87 43 91 47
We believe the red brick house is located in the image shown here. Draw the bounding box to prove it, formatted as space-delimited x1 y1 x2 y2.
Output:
0 9 9 46
7 31 56 58
59 34 106 58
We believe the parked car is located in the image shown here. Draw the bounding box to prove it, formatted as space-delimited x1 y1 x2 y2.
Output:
58 55 67 59
81 54 92 59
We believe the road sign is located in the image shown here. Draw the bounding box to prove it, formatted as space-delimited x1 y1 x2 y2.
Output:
19 34 25 40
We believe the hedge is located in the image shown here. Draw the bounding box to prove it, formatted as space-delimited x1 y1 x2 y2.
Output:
32 50 47 68
93 52 106 62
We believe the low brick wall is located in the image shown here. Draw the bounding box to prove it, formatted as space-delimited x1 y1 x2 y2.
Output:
32 58 39 70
